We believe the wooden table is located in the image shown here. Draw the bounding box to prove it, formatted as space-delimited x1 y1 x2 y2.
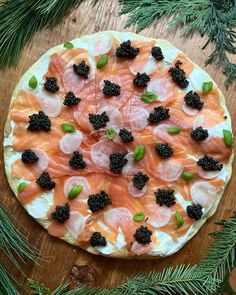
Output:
0 1 235 293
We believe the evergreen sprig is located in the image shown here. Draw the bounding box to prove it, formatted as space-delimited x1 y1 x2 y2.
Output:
0 0 82 68
119 0 236 89
0 204 38 270
28 279 52 295
28 212 236 295
0 264 21 295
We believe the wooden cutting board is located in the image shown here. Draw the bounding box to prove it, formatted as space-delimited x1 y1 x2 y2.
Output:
0 1 235 293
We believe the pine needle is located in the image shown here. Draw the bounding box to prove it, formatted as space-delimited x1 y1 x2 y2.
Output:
119 0 236 89
0 264 21 295
0 204 38 270
0 0 82 69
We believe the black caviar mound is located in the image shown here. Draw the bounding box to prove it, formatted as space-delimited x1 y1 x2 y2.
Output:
119 128 134 143
151 46 164 60
89 111 109 130
155 143 173 159
21 149 39 164
73 61 90 78
36 172 56 190
90 232 107 247
116 40 139 59
187 204 203 220
168 61 189 89
63 91 81 107
155 189 176 207
184 91 204 110
27 111 51 132
134 226 152 244
109 152 128 173
87 191 111 212
197 155 223 171
191 127 209 141
69 152 87 169
51 203 70 224
103 80 121 96
44 77 59 93
132 172 150 190
133 72 150 87
148 106 170 124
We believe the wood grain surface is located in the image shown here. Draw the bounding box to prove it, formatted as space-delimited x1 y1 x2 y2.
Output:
0 1 235 293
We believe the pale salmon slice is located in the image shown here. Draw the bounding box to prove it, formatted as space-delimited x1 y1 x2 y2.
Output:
10 91 40 123
12 148 49 179
173 53 195 77
18 183 43 205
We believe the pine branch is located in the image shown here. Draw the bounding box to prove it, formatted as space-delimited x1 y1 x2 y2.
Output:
0 0 82 69
0 264 21 295
198 212 236 292
215 273 236 295
119 0 236 89
28 279 52 295
0 204 38 270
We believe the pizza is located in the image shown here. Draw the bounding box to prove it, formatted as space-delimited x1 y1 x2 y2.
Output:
4 31 234 258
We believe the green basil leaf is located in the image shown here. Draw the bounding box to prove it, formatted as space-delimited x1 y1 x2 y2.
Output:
68 185 83 200
223 129 233 147
141 91 158 103
64 41 74 49
97 55 108 69
106 128 116 140
176 211 184 228
60 123 76 133
202 81 213 94
133 212 145 222
181 172 194 181
167 126 182 134
18 182 27 193
28 76 38 89
133 145 145 162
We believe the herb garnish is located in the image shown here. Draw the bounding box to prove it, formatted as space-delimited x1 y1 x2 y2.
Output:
97 55 108 68
68 185 83 200
18 182 27 193
202 81 213 94
64 41 74 49
106 128 116 140
223 129 233 148
133 145 145 162
133 212 145 222
167 126 182 134
60 123 76 133
141 91 157 103
28 76 38 89
175 211 184 228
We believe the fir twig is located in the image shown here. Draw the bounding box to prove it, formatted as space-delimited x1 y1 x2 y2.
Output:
0 0 82 69
28 279 52 295
119 0 236 89
0 204 38 270
198 212 236 293
0 264 21 295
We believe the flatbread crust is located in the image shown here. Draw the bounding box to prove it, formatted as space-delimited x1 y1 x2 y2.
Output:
4 31 234 259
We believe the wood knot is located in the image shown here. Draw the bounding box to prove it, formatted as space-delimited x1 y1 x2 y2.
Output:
69 264 96 288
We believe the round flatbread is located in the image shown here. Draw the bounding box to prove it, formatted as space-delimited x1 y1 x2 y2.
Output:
4 31 234 258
